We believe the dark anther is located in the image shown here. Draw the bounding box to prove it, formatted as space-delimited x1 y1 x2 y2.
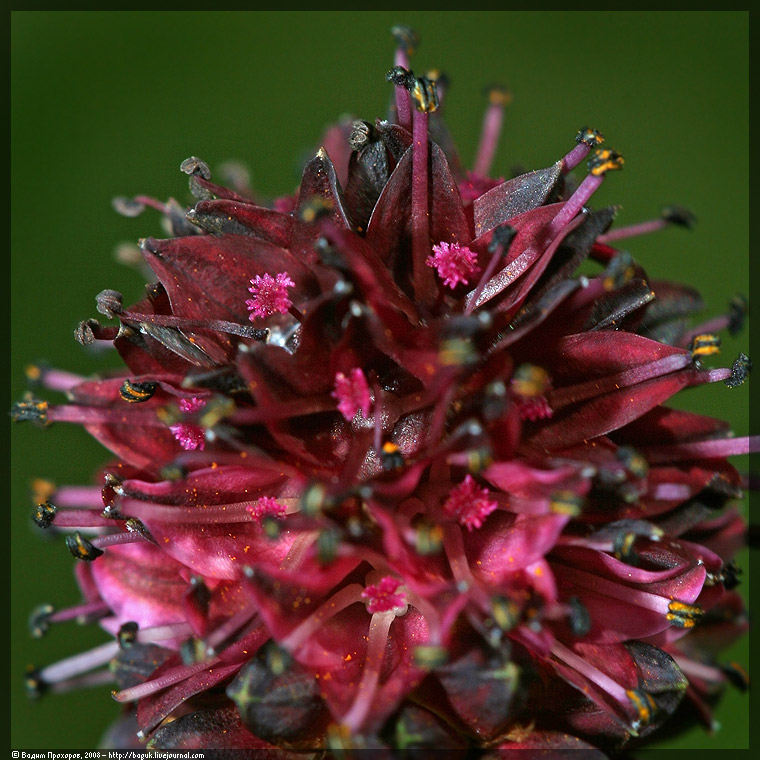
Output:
25 665 47 699
179 156 211 180
413 645 448 670
118 621 139 650
386 65 416 90
381 441 405 471
349 120 378 152
314 237 348 271
728 294 748 336
722 560 742 590
488 224 517 254
317 528 340 566
65 531 104 562
96 289 124 319
439 338 478 367
426 69 450 92
301 481 328 516
441 312 493 340
511 364 550 398
588 148 624 176
661 205 697 229
724 352 751 388
568 596 591 637
549 490 583 517
188 576 211 616
119 379 158 403
483 84 512 107
483 381 507 421
688 333 721 361
721 662 749 692
575 127 605 147
29 604 55 638
391 24 419 55
299 194 333 224
74 318 101 345
411 76 439 113
10 396 49 425
666 600 703 629
159 463 188 482
415 520 443 556
627 688 657 728
491 596 520 632
613 531 640 566
111 196 146 218
616 446 649 479
125 518 156 544
32 500 58 529
603 250 636 290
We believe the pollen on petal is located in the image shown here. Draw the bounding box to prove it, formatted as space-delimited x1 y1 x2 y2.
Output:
443 474 498 531
425 241 480 289
247 496 287 525
170 423 206 451
362 576 407 614
331 368 371 421
245 272 295 320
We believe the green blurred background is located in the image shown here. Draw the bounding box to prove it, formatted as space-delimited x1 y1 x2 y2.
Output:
11 11 750 751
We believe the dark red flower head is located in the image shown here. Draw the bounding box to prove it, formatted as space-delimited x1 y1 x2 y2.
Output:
14 26 753 753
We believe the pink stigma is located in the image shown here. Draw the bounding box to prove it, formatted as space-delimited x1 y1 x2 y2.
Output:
246 272 295 320
178 396 206 413
170 423 206 451
362 576 407 614
443 474 498 531
247 496 287 525
332 368 372 421
426 241 480 289
514 395 554 422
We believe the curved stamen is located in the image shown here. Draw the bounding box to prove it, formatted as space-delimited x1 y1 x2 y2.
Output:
561 127 605 173
473 85 510 178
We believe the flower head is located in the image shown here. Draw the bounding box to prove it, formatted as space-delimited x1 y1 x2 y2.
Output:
13 26 752 754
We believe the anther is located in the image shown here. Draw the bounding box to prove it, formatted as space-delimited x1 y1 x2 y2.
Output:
29 604 55 638
415 521 443 555
413 645 448 670
484 83 511 107
95 289 124 319
488 224 517 254
549 491 584 517
661 205 696 229
612 532 640 565
588 148 624 176
386 65 416 90
25 665 48 699
603 251 636 291
65 532 104 562
688 333 721 360
119 379 158 403
666 600 703 629
411 75 439 113
568 597 591 637
724 353 751 388
391 25 419 56
627 688 657 728
349 120 377 152
511 364 550 398
299 194 334 224
721 662 749 692
728 294 748 335
111 196 146 218
576 127 605 148
301 481 328 516
616 446 649 479
117 622 139 650
10 396 49 425
179 156 211 180
32 500 58 529
491 596 520 632
381 441 405 471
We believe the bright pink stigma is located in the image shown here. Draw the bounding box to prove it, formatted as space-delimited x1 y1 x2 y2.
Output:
246 272 295 320
247 496 287 525
443 474 498 531
426 241 480 289
514 395 554 422
332 368 371 421
178 396 206 413
362 576 407 614
170 423 206 451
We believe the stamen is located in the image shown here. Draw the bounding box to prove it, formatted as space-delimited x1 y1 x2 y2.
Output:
473 85 511 178
112 657 219 703
32 501 57 529
688 333 721 360
119 379 158 403
332 368 372 421
562 127 605 173
443 475 498 531
118 308 268 340
340 609 397 733
170 422 206 451
550 639 630 705
386 65 416 131
25 365 85 394
380 441 405 471
38 640 119 685
10 396 49 425
425 241 479 289
464 224 517 315
65 532 103 561
204 607 258 656
549 148 624 237
246 272 295 320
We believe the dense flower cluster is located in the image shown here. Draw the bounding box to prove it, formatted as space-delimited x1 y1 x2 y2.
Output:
15 28 753 753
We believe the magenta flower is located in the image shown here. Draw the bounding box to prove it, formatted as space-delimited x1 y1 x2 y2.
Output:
14 26 753 753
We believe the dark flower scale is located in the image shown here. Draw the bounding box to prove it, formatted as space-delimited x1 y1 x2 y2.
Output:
15 27 755 753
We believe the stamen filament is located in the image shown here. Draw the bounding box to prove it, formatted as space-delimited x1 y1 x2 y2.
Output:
280 583 365 652
473 91 508 178
91 531 150 550
120 497 300 524
412 106 435 306
341 609 396 732
54 486 106 509
550 639 630 705
113 658 219 703
598 218 668 243
121 309 267 340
